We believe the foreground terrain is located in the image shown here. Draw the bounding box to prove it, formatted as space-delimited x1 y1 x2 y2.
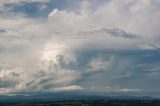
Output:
1 100 160 106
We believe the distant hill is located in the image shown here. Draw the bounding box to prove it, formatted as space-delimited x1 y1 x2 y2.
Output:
0 92 158 103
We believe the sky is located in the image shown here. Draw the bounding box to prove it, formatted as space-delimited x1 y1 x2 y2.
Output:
0 0 160 97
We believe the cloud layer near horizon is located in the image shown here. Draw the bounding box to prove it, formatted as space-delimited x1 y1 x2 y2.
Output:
0 0 160 97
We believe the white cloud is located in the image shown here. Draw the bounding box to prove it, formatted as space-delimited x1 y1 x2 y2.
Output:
113 88 142 93
48 0 160 41
0 0 50 5
54 85 84 92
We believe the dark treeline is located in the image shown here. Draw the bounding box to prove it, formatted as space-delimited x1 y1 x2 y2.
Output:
1 100 160 106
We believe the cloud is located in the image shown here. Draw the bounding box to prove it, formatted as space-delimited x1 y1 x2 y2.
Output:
54 85 84 92
0 0 51 16
48 0 160 44
0 0 160 97
0 28 6 33
0 0 50 5
102 86 142 93
89 54 110 72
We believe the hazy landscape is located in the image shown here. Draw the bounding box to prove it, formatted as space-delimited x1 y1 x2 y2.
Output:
0 93 160 106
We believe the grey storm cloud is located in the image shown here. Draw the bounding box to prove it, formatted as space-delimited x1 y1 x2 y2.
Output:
79 28 137 39
0 28 5 33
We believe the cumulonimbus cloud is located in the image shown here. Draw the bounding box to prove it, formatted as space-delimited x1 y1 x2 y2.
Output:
0 0 160 96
